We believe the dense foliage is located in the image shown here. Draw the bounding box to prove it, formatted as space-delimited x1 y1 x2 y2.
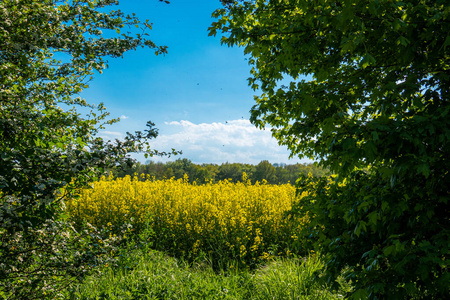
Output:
115 158 328 183
0 0 172 298
67 175 308 269
210 0 449 298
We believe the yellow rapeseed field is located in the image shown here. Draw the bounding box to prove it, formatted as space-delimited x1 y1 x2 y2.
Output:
67 174 308 268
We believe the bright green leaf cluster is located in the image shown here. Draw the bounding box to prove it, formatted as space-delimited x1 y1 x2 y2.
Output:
211 0 449 298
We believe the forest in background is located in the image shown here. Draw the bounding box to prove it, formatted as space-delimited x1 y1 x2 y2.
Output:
114 159 328 184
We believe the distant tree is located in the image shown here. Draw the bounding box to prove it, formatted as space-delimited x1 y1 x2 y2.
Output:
0 0 172 298
164 167 175 179
253 160 277 184
211 0 449 298
114 160 327 184
201 163 220 182
274 166 290 184
145 161 168 180
274 163 328 184
217 162 245 182
295 163 329 178
186 165 208 183
114 161 140 178
166 158 194 180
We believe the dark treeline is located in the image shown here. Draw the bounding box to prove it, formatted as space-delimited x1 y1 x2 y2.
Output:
114 158 328 184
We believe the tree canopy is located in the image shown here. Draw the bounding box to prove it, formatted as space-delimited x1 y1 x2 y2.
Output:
210 0 449 298
0 0 172 298
115 158 326 184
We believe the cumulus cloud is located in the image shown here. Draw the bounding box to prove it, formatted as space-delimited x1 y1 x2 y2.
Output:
148 120 306 165
120 115 129 120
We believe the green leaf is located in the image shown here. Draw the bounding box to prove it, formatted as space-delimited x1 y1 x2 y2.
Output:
360 54 376 69
417 163 430 177
351 288 369 299
367 211 378 226
383 245 396 256
397 36 410 46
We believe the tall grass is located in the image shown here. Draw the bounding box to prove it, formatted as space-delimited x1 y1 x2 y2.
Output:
66 249 350 299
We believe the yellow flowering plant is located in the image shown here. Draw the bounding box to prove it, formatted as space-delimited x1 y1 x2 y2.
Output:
67 174 309 268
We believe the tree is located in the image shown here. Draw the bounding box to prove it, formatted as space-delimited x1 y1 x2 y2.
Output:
217 162 253 182
141 161 169 180
253 160 277 183
0 0 172 298
210 0 449 299
200 163 220 182
166 158 194 180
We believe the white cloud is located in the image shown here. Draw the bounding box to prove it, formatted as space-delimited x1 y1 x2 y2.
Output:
120 115 129 120
147 120 309 165
98 130 123 141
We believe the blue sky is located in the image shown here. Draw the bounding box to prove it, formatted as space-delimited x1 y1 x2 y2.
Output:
81 0 310 165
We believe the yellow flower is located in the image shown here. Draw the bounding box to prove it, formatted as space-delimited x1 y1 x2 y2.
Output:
67 174 309 264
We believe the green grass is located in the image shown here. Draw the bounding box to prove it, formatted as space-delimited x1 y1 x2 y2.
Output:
65 249 350 299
